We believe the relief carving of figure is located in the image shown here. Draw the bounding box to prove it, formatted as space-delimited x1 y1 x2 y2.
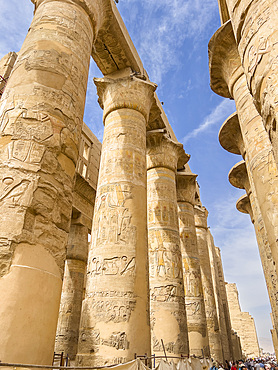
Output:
0 175 34 208
94 184 136 246
90 255 136 277
101 332 129 350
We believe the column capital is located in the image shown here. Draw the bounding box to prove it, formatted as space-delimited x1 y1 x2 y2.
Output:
146 129 190 171
209 20 243 99
31 0 105 37
176 170 198 204
228 160 250 194
194 205 209 229
219 112 245 156
236 193 254 223
94 74 157 122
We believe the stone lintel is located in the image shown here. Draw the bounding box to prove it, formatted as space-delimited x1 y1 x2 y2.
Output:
71 210 92 230
208 20 243 98
228 160 249 191
94 74 157 122
92 0 144 75
219 112 244 155
194 205 209 229
147 129 190 171
236 194 254 222
176 171 198 204
74 174 96 207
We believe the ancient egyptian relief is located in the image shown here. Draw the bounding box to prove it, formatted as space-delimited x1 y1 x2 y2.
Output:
92 184 136 248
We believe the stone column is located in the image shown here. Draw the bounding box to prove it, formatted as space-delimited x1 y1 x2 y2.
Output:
214 247 235 361
77 72 156 366
55 217 88 361
229 160 278 337
0 52 17 97
271 313 278 359
176 170 210 357
147 130 189 358
224 0 278 161
0 0 97 365
220 113 278 336
207 231 232 361
209 20 278 335
194 205 223 363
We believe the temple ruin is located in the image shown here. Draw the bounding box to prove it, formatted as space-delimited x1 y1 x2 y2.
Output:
0 0 275 367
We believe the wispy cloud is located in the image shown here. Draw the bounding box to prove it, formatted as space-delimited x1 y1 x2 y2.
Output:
0 0 33 58
118 0 219 84
182 99 235 143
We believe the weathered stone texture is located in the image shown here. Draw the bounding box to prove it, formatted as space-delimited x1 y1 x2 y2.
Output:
214 247 234 360
77 73 156 366
229 160 278 336
147 131 189 358
194 205 223 363
176 171 209 358
225 0 278 158
271 313 278 359
210 15 278 342
231 330 243 361
226 283 260 358
55 222 88 360
0 0 96 364
0 52 17 97
208 233 232 361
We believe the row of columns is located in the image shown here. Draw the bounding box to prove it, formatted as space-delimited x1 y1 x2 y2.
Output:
209 0 278 350
55 125 237 365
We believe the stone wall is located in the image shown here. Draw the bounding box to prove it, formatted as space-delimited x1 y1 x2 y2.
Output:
226 283 260 358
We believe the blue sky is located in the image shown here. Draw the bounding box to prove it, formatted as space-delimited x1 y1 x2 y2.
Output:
0 0 273 352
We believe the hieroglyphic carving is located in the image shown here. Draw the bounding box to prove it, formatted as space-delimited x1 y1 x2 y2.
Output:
151 284 184 303
147 134 189 356
183 257 203 298
88 255 135 277
148 229 183 280
247 37 270 76
101 332 129 350
92 183 136 247
77 75 155 365
0 0 97 365
90 299 136 323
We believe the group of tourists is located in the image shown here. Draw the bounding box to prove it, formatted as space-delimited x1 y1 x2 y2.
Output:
210 357 278 370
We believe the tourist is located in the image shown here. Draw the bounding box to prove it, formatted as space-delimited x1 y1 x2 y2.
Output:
231 362 237 370
210 362 218 370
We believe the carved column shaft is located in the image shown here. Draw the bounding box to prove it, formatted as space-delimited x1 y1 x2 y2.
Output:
55 221 89 360
226 0 278 159
207 232 232 361
194 206 223 363
231 75 278 328
77 74 156 366
176 172 209 357
249 193 278 338
214 247 234 361
231 162 278 338
0 0 95 364
210 20 278 337
147 131 189 357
